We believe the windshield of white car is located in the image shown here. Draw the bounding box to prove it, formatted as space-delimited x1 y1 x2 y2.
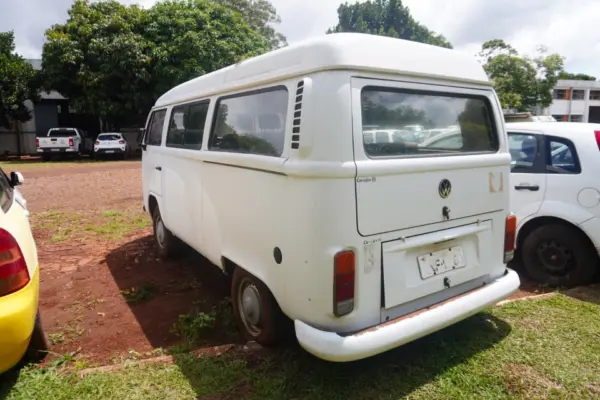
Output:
361 87 498 158
48 129 78 137
98 134 122 141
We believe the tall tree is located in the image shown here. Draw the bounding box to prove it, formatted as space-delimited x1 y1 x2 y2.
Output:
0 31 41 155
478 40 564 111
42 0 270 129
214 0 287 49
558 71 596 81
328 0 452 49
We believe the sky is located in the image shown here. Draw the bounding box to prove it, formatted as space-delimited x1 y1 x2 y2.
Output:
1 0 599 77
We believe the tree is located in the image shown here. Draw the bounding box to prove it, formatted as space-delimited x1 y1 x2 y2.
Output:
42 0 270 130
0 31 41 155
214 0 287 49
327 0 452 49
478 40 564 111
558 71 596 81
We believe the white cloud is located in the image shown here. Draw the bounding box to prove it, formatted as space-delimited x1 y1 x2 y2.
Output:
2 0 599 77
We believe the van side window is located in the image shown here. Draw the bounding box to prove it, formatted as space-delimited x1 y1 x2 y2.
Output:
147 109 166 146
361 87 498 158
166 102 209 150
209 87 288 157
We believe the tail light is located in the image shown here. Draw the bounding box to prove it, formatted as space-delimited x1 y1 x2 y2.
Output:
594 131 600 150
333 250 355 317
35 138 39 147
119 140 125 144
68 137 74 147
0 228 30 297
504 214 517 263
95 140 100 145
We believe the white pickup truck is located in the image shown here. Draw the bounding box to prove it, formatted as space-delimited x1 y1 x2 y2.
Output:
36 128 93 160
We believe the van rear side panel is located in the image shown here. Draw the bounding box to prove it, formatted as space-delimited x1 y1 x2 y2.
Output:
350 76 510 314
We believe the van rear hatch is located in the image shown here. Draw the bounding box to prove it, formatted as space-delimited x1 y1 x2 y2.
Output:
353 80 510 310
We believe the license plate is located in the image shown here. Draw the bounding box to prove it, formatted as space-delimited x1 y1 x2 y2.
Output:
106 150 114 153
417 246 466 279
51 149 60 152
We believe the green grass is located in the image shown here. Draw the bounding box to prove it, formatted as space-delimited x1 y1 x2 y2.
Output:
121 283 158 305
32 209 150 242
2 294 600 399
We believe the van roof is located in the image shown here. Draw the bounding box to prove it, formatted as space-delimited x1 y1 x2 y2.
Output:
154 33 491 108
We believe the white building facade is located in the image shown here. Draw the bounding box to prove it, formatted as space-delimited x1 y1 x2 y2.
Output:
542 79 600 123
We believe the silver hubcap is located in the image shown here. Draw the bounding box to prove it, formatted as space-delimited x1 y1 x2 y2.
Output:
156 218 165 247
239 280 262 336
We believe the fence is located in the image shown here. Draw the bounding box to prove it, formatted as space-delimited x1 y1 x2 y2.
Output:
0 131 38 156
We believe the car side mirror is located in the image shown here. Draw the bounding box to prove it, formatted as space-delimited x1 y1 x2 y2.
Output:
10 171 24 187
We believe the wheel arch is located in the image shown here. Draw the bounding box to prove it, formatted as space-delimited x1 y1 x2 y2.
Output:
517 216 595 252
147 194 159 217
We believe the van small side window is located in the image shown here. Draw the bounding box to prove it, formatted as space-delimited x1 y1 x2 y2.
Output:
209 87 288 157
147 109 167 146
166 102 209 150
361 87 498 158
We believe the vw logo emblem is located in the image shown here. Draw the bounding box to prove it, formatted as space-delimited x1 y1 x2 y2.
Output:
438 179 451 198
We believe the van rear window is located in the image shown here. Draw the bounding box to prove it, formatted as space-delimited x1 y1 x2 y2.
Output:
361 87 498 158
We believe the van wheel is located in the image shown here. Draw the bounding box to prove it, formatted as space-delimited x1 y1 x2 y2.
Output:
26 312 48 362
522 224 598 287
231 267 285 346
152 208 181 259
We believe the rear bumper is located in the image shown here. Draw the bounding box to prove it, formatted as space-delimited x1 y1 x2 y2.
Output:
94 148 126 154
294 269 520 362
0 267 39 373
37 148 77 153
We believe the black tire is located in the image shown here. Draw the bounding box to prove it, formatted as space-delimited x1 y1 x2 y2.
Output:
41 154 50 162
231 267 287 346
152 207 181 259
522 223 598 287
25 312 48 362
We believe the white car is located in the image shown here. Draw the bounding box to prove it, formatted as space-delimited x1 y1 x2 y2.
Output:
93 132 130 159
507 122 600 287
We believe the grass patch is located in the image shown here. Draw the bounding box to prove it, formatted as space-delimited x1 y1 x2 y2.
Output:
121 283 158 305
32 209 150 242
3 294 600 399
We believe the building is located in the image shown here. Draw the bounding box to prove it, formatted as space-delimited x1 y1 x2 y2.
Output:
542 79 600 123
0 59 68 155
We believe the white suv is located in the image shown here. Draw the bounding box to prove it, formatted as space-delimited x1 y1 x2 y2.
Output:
507 122 600 287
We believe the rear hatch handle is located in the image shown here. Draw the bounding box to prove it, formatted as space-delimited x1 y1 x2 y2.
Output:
515 184 539 191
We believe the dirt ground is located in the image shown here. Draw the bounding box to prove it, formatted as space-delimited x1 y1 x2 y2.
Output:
10 160 548 367
16 161 242 367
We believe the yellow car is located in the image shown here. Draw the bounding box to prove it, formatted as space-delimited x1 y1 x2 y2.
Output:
0 168 47 374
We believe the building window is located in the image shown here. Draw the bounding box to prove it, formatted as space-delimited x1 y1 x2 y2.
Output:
590 91 600 100
552 115 566 121
571 90 585 100
570 115 583 122
553 89 567 100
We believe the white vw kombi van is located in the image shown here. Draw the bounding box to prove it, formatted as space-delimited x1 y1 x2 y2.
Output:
141 33 520 362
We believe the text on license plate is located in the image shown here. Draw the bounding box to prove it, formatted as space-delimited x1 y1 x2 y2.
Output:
106 150 114 153
417 246 466 279
51 149 60 152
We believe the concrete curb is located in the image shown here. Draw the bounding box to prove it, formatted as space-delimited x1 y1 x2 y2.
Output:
77 344 237 377
496 292 557 306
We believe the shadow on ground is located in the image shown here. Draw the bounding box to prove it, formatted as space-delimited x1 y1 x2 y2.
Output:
172 312 512 399
104 236 242 351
